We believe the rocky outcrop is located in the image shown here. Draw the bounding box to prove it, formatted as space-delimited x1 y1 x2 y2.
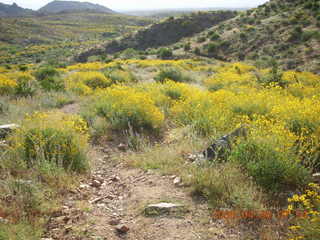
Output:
203 125 248 161
0 124 19 138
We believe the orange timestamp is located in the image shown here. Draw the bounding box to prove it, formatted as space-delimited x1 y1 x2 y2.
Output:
212 210 308 220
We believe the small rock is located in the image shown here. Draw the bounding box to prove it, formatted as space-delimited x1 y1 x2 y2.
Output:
0 217 9 224
106 195 115 200
313 173 320 182
79 184 89 189
55 216 70 224
117 143 127 151
186 153 198 162
173 177 181 185
91 180 102 188
110 175 120 182
109 219 120 225
170 175 176 179
94 176 104 183
16 179 33 185
0 140 8 148
116 224 129 234
97 203 106 208
90 196 104 204
102 148 109 153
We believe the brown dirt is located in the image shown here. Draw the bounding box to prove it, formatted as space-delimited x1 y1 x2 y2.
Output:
60 103 81 115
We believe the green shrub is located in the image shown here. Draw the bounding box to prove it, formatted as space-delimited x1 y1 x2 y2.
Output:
205 43 219 54
289 26 303 42
154 67 192 83
194 47 201 55
15 74 38 97
210 33 220 41
184 42 191 51
34 66 64 91
157 48 173 59
18 65 28 72
256 60 288 88
229 141 310 192
119 48 140 59
190 163 265 209
197 36 206 43
34 66 58 81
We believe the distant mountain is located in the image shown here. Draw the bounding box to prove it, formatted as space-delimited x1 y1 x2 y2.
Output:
39 0 115 14
0 2 34 17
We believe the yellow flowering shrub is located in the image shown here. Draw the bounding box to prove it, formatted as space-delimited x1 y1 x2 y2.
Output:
135 80 200 115
204 63 257 91
9 72 38 96
66 62 111 71
104 69 137 84
282 71 320 87
287 183 320 240
0 73 17 95
247 116 299 153
88 85 164 132
217 62 257 74
65 71 112 95
8 111 89 172
170 90 235 136
65 59 202 72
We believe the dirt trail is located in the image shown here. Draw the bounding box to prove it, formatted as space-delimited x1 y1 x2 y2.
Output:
43 146 244 240
44 103 242 240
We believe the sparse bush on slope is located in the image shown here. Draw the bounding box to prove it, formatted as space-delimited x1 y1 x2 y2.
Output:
157 48 173 59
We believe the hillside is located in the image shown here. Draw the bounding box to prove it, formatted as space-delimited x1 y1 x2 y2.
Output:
0 2 34 17
176 0 320 72
0 12 153 64
39 0 115 14
76 0 320 72
76 11 237 62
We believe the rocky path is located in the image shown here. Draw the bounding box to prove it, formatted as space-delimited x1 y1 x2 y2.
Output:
42 103 242 240
42 145 243 240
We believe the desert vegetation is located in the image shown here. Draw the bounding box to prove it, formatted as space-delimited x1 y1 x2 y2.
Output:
0 0 319 239
0 58 319 239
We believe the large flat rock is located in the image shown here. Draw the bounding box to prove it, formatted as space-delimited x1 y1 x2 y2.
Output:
144 202 186 217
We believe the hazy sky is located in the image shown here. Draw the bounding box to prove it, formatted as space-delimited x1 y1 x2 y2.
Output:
1 0 269 11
